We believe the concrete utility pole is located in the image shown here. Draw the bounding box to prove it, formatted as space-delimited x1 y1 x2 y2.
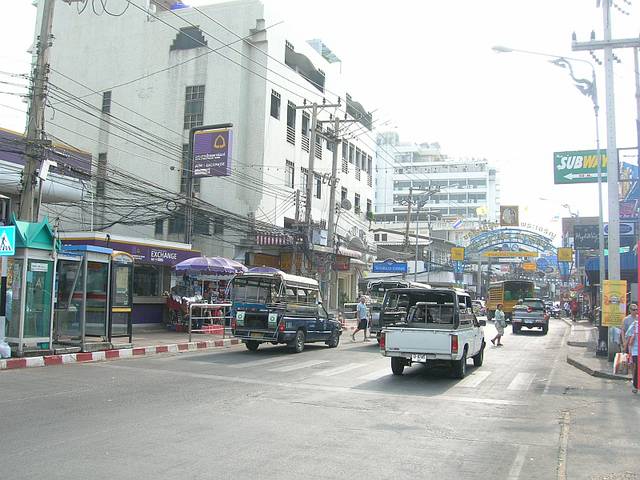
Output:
571 2 640 280
20 0 56 222
296 100 341 277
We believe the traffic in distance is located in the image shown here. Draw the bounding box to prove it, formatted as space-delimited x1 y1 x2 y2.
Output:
228 270 556 378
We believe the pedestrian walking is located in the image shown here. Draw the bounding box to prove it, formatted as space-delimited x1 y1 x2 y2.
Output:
352 297 370 342
491 304 506 346
621 304 638 353
624 315 638 394
563 301 570 318
570 299 579 322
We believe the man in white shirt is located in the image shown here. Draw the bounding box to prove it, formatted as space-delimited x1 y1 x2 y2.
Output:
352 297 370 342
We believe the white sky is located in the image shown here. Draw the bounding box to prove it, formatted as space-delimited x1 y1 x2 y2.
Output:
1 0 639 241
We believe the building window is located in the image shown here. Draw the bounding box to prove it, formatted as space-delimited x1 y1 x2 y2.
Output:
184 85 205 130
366 199 372 215
213 215 224 234
133 265 160 297
180 144 200 193
286 101 296 144
193 215 210 236
285 160 294 188
374 234 379 241
354 193 361 213
154 218 164 235
315 174 322 199
270 90 281 119
96 153 107 198
300 167 308 192
301 111 310 152
349 144 355 164
341 187 347 202
381 233 388 241
341 142 349 174
101 91 111 114
168 211 185 234
315 133 322 159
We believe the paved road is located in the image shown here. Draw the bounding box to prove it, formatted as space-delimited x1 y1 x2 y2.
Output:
1 319 638 479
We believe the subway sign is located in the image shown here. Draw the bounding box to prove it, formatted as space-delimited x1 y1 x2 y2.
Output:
554 150 608 184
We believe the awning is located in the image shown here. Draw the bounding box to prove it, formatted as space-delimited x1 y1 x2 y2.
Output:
337 246 362 259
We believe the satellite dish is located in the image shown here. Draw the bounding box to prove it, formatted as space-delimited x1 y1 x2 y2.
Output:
341 199 352 211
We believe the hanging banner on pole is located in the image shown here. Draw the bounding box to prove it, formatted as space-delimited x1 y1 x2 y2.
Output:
191 123 233 177
602 280 627 327
450 247 465 261
557 247 574 263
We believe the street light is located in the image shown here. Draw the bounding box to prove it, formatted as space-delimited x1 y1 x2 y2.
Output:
493 45 606 314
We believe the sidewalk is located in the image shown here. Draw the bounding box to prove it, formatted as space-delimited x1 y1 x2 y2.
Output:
1 320 361 372
563 317 633 382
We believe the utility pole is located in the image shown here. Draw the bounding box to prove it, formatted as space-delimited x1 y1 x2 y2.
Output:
402 186 413 279
571 3 640 280
291 189 301 275
295 100 341 278
20 0 56 222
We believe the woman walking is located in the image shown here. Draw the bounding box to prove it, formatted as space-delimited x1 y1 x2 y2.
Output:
491 304 506 346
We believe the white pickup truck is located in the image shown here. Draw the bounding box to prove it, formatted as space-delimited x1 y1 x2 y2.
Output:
380 289 486 379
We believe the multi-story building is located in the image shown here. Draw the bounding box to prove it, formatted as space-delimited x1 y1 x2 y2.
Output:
34 0 375 312
373 132 500 278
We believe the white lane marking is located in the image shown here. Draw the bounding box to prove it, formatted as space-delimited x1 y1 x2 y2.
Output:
314 363 366 377
507 445 529 479
455 370 492 388
508 372 536 391
228 356 294 369
557 411 570 480
357 368 390 381
269 360 329 372
98 363 529 406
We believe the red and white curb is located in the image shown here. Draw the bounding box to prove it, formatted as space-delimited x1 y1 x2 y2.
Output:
0 338 240 371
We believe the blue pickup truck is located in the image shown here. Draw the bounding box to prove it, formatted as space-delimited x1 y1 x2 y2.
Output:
230 269 341 353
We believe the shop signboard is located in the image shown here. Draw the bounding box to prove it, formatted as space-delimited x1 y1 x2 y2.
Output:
522 262 537 271
557 247 574 263
191 123 233 177
619 200 638 220
604 222 635 236
573 224 599 250
450 247 465 261
63 239 199 266
602 280 627 327
372 260 408 273
482 250 538 258
553 150 608 184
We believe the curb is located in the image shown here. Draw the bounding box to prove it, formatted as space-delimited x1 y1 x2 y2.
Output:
566 355 631 381
567 341 590 347
0 338 240 372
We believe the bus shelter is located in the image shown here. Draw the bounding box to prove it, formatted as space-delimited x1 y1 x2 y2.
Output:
5 217 57 356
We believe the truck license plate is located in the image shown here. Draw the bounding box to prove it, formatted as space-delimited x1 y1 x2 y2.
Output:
411 353 427 362
251 332 263 338
525 319 534 324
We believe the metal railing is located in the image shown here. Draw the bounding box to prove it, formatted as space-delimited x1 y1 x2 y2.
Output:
188 303 233 342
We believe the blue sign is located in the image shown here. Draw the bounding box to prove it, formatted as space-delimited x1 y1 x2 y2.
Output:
0 225 15 256
372 259 408 273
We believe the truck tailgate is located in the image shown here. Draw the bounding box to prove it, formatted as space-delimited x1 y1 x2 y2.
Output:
385 327 452 355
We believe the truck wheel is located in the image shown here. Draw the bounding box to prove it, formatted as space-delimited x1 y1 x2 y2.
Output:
245 341 260 352
472 343 484 367
289 329 305 353
391 357 405 376
326 331 340 348
453 349 467 379
542 325 548 335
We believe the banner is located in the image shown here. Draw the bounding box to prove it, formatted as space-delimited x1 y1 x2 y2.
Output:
450 247 465 261
573 224 599 250
557 247 574 263
602 280 627 327
191 124 233 177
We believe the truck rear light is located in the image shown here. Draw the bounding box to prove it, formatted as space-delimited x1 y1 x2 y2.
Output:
379 332 386 350
527 306 533 313
278 321 285 332
451 335 459 354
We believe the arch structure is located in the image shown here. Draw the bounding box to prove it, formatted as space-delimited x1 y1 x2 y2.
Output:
466 228 557 256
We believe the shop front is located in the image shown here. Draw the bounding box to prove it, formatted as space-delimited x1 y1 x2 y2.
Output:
59 232 200 326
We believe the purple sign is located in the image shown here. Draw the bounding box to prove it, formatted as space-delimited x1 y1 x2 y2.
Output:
192 124 233 177
63 239 200 266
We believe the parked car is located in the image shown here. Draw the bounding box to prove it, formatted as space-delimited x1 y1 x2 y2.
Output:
380 288 486 379
230 270 341 352
512 298 549 335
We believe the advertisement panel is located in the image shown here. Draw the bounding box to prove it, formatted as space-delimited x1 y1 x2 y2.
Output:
191 124 233 177
602 280 627 327
522 262 537 271
372 260 408 273
573 224 599 250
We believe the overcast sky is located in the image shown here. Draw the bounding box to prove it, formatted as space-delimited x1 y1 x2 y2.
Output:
1 0 639 241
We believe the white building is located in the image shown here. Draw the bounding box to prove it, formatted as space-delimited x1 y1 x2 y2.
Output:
375 132 500 247
35 0 376 307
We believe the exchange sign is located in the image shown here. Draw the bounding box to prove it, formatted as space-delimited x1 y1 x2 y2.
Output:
553 150 608 184
191 124 233 177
